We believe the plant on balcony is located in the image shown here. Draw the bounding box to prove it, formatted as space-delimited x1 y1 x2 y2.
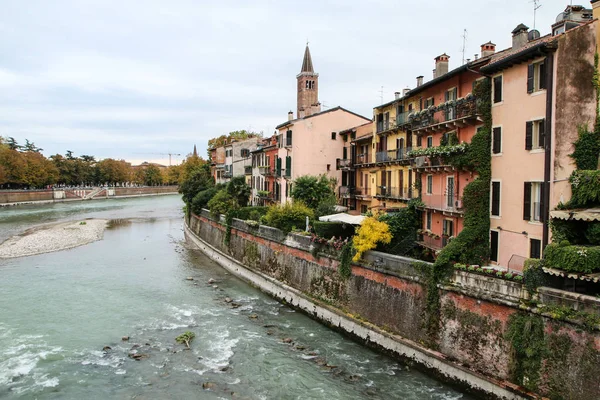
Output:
544 240 600 274
465 92 474 100
407 143 468 159
257 190 270 198
432 234 440 240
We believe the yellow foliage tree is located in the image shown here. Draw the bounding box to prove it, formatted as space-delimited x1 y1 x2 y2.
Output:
352 217 392 262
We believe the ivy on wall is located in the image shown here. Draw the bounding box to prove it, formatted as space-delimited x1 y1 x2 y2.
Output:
421 78 492 343
505 313 547 391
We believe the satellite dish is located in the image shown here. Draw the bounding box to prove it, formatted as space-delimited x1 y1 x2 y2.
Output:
528 29 541 41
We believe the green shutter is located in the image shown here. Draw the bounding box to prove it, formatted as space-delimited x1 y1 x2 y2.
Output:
276 157 282 177
285 156 291 177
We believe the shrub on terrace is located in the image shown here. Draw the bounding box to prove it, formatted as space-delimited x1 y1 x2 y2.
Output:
262 202 314 234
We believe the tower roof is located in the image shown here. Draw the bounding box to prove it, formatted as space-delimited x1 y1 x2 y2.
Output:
300 45 314 73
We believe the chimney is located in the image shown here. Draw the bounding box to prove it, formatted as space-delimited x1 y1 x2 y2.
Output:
416 75 424 87
435 54 449 77
474 54 479 60
288 110 293 121
512 24 529 50
432 69 436 79
480 41 496 58
394 91 400 100
402 88 410 96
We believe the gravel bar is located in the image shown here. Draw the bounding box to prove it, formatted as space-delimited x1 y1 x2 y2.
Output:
0 219 108 258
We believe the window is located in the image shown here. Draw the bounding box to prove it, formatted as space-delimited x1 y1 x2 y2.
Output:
523 182 544 222
530 238 541 259
286 130 293 146
426 211 432 230
286 156 292 177
525 119 545 150
490 231 499 262
426 136 433 148
493 75 503 103
331 131 336 140
241 148 249 158
361 204 368 214
424 97 434 108
527 60 547 93
327 163 330 172
445 88 457 120
492 127 502 154
491 181 501 216
426 175 433 194
416 136 422 147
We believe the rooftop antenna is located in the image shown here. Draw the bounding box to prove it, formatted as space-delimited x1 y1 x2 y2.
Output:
461 29 468 65
379 86 384 104
531 0 542 30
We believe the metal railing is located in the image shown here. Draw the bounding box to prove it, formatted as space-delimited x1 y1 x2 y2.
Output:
375 147 413 163
339 186 371 198
376 186 418 200
258 166 273 176
410 97 479 131
336 159 353 169
422 194 463 212
420 234 443 250
355 153 370 165
376 121 390 133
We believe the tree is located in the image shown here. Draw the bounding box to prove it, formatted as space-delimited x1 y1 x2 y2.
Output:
291 174 337 211
143 165 163 186
6 137 20 151
352 216 392 261
96 158 131 184
226 176 251 207
207 189 235 217
20 151 59 187
22 139 43 153
179 166 213 205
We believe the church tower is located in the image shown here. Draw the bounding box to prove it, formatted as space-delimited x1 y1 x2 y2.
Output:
296 44 320 118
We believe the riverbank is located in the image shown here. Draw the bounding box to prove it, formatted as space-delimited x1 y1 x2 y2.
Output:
0 219 108 258
0 186 178 207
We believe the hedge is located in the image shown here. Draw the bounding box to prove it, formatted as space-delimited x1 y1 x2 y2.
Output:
234 206 269 221
313 221 356 240
544 241 600 274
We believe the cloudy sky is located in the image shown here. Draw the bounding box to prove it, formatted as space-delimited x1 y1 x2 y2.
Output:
0 0 571 165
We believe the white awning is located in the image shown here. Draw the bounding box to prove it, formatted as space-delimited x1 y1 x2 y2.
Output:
318 213 366 225
551 209 600 222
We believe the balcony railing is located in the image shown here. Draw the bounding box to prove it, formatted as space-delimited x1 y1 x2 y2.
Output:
222 171 232 178
258 166 273 176
409 97 479 132
375 147 413 163
339 186 371 198
421 194 463 213
376 186 418 200
355 153 370 165
336 159 353 170
376 121 390 133
419 234 443 251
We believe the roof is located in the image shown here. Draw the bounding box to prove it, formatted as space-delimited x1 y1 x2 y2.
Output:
481 34 557 74
275 106 371 129
339 121 373 135
512 23 529 34
301 45 314 73
352 133 373 143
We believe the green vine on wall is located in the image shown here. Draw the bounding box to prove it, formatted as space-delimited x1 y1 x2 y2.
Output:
505 313 547 391
421 78 492 344
338 240 354 279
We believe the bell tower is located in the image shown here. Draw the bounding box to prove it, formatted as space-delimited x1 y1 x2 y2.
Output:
296 44 320 118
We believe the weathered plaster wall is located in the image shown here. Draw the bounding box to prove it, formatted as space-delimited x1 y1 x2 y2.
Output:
188 211 600 400
0 190 53 204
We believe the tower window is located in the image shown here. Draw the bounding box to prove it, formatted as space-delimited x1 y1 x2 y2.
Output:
331 132 336 140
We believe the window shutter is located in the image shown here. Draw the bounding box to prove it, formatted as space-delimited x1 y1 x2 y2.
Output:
491 182 500 216
416 136 422 147
539 62 547 90
286 130 292 146
539 182 546 223
538 119 545 148
285 156 291 177
492 127 501 154
490 231 499 262
525 121 533 150
527 64 535 93
493 76 502 103
523 182 532 221
276 157 282 177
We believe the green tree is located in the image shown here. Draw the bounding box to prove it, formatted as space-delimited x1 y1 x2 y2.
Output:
179 166 213 205
143 165 163 186
6 137 20 151
207 189 235 217
291 174 337 211
95 158 131 185
226 176 251 207
262 202 314 233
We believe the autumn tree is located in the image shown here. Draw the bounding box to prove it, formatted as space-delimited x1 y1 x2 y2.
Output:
96 159 131 185
143 164 163 186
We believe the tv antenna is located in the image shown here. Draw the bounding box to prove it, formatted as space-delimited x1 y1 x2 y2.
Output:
531 0 542 30
461 29 468 65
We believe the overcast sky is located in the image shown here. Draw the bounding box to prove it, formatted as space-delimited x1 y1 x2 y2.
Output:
0 0 573 165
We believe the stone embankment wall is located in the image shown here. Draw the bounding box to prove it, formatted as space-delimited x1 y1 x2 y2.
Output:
187 211 600 400
0 186 178 206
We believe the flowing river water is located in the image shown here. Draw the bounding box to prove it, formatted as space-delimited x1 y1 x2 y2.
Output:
0 195 472 399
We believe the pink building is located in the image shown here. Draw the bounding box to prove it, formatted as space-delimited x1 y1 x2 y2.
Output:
267 45 371 204
483 9 597 271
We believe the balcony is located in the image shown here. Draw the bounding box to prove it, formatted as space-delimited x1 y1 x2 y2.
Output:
336 158 353 170
418 235 443 252
339 186 354 198
421 194 464 214
222 171 232 179
355 153 370 165
409 96 480 134
339 186 371 199
375 147 413 164
413 156 455 172
259 166 273 176
376 186 418 201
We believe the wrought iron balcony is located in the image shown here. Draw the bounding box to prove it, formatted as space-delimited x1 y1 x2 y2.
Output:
339 186 371 199
222 172 232 178
409 96 480 133
421 194 463 214
336 158 353 170
375 147 413 163
258 166 273 176
375 186 418 200
355 153 370 165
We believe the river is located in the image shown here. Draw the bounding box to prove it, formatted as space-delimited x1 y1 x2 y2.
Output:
0 195 472 399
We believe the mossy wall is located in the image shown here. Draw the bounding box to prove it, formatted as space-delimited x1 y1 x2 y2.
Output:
189 212 600 399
